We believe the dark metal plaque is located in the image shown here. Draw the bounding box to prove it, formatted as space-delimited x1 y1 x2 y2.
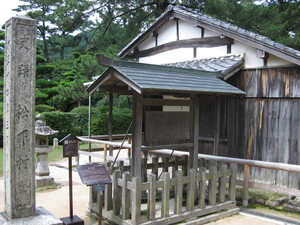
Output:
77 163 112 186
62 135 79 158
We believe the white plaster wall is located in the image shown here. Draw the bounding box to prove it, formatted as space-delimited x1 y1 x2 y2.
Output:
157 20 177 45
203 29 219 37
139 36 156 51
179 20 202 40
231 40 264 68
196 46 227 59
139 48 194 64
268 54 294 67
137 21 296 68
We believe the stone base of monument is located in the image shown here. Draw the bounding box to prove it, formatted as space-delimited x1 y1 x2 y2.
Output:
36 175 54 188
0 206 62 225
60 215 84 225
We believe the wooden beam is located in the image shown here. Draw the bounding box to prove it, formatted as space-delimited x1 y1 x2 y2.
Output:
108 92 113 156
142 143 193 151
142 98 192 106
131 37 233 58
132 93 143 177
213 97 220 156
190 96 199 169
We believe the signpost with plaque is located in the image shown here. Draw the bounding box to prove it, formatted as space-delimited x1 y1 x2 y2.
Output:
59 134 84 225
77 163 112 225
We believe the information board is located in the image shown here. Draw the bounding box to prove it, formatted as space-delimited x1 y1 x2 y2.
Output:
77 163 112 186
62 135 79 157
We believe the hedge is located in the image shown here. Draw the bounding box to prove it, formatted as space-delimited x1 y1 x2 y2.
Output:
42 111 77 143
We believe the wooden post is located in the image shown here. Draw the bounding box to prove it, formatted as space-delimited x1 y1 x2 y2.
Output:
122 172 131 220
152 157 159 178
104 161 113 211
229 163 237 201
187 169 196 211
68 157 73 219
103 144 107 162
243 164 251 207
98 191 103 225
218 163 227 203
190 95 199 169
208 166 217 205
142 158 148 182
132 93 143 177
175 170 183 214
162 172 170 218
198 167 206 209
108 92 113 156
147 174 156 221
213 97 220 156
132 177 142 225
113 170 121 215
127 136 132 158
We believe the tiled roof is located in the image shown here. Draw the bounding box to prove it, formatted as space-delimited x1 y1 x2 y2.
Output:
118 5 300 65
164 54 244 79
171 5 300 59
87 55 245 95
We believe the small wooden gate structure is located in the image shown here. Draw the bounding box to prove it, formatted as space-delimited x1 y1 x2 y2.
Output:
86 55 244 224
88 158 238 225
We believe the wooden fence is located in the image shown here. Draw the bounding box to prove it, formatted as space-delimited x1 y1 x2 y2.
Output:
88 160 238 225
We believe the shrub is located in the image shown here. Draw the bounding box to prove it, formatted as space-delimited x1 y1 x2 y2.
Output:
36 65 55 75
42 111 77 142
36 55 46 64
36 79 58 88
36 104 55 112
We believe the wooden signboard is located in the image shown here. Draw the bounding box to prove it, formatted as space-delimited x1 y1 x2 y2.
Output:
145 111 190 143
60 134 79 158
77 163 112 186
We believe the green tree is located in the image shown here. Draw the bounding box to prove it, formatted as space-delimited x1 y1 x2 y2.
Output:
14 0 62 61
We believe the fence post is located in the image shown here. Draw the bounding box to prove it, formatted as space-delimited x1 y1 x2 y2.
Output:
218 163 227 203
198 167 206 209
163 157 169 172
208 165 217 205
243 164 251 207
187 169 196 211
229 163 237 201
147 174 156 221
152 157 159 178
142 158 148 182
132 177 142 225
113 170 121 215
127 136 132 158
104 144 107 162
175 170 183 215
122 172 131 220
162 172 170 218
105 161 113 211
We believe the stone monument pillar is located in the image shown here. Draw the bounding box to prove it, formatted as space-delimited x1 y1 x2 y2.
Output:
3 16 37 219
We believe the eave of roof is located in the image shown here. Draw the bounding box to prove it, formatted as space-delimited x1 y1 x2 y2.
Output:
87 55 245 96
118 5 300 65
164 54 244 80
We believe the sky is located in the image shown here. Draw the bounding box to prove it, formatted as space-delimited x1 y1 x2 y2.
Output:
0 0 25 27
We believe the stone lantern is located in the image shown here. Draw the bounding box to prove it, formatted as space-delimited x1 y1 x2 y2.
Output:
35 114 59 187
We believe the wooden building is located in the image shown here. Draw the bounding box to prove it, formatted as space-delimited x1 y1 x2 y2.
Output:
83 5 300 224
117 5 300 189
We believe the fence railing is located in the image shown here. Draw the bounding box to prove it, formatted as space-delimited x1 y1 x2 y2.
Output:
89 162 238 225
77 137 300 207
146 149 300 207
